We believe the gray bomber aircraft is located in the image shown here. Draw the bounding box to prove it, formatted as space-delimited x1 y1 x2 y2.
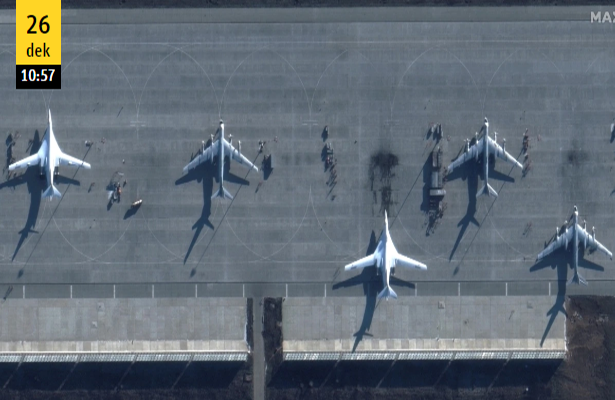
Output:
447 117 522 198
537 205 612 285
344 212 427 300
183 120 258 200
9 110 91 199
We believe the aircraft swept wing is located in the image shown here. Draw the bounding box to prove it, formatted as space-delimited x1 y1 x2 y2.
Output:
447 138 484 173
343 212 426 300
344 254 376 271
8 153 41 171
182 121 258 201
537 225 573 261
447 118 522 198
536 206 612 285
183 145 214 174
394 252 427 271
226 140 258 171
488 138 522 169
58 152 91 169
582 228 613 259
447 131 521 174
537 224 612 261
9 110 91 199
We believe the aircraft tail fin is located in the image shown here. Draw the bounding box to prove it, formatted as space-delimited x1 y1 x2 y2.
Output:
377 286 398 300
567 271 588 286
42 184 61 199
211 185 233 200
476 183 498 198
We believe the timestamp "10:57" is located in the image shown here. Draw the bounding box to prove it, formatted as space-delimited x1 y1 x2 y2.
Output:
21 68 55 82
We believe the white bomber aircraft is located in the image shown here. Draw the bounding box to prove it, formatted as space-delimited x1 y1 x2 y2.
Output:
537 205 612 285
9 110 91 199
344 211 427 300
447 117 522 198
183 120 258 200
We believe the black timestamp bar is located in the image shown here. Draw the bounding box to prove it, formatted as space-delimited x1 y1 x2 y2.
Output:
16 64 61 89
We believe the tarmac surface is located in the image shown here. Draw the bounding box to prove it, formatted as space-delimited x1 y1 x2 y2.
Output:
0 298 247 354
283 296 564 355
0 10 613 302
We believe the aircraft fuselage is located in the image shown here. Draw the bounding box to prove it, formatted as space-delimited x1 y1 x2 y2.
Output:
483 123 489 189
40 123 58 192
572 210 579 279
217 124 225 185
376 227 395 291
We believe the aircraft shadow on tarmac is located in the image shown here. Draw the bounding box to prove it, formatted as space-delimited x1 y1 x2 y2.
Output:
446 146 517 266
420 152 432 215
0 131 43 262
175 148 251 264
220 158 251 187
446 159 479 264
175 160 215 264
529 245 605 347
123 204 140 220
332 231 416 353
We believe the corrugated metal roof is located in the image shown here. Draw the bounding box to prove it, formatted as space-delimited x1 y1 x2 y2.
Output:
284 350 566 361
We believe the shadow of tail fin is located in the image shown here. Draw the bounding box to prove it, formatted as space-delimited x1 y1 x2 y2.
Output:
476 182 498 198
377 286 397 300
567 271 587 286
42 184 61 199
211 184 233 200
